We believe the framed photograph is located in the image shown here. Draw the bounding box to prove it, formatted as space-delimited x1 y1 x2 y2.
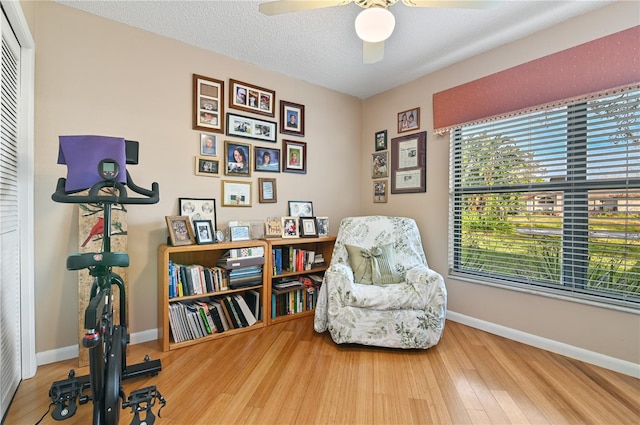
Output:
226 113 277 143
300 217 318 238
391 131 427 194
193 74 224 133
193 219 215 244
229 79 275 117
165 216 195 246
224 140 251 176
200 133 217 156
222 179 252 207
282 139 307 174
195 156 220 177
265 219 282 238
230 225 251 242
373 180 388 203
316 217 329 237
179 198 217 232
281 216 299 238
254 147 280 172
372 152 388 178
280 100 305 137
258 178 277 203
397 107 420 133
375 130 387 151
288 200 313 217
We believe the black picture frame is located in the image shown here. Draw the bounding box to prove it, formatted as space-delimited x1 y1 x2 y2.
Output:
193 219 215 244
288 200 313 217
375 130 387 151
300 217 318 238
254 147 280 172
178 198 217 233
226 112 277 143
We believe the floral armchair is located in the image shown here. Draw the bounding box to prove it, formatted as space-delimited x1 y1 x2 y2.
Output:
314 216 447 349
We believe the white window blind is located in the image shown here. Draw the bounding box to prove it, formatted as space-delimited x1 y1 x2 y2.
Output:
449 88 640 308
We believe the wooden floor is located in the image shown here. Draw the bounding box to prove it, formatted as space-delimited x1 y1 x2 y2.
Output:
5 316 639 425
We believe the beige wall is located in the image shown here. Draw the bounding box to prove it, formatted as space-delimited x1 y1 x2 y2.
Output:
361 1 640 364
26 1 639 365
29 1 361 352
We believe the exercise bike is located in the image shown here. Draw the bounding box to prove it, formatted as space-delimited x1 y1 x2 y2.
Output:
47 144 165 425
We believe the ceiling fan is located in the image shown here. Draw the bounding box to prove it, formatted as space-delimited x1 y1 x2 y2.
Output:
259 0 490 64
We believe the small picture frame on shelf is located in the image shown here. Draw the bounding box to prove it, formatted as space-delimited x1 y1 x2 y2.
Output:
316 216 329 237
165 216 195 246
193 219 215 244
281 216 299 238
265 219 282 238
230 225 251 242
288 200 313 217
299 217 318 238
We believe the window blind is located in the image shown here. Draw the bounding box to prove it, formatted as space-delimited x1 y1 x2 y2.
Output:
449 88 640 307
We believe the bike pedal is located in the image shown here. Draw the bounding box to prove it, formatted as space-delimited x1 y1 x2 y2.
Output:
122 386 166 425
52 398 77 421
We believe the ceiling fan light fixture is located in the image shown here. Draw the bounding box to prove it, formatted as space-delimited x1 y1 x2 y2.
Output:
354 7 395 43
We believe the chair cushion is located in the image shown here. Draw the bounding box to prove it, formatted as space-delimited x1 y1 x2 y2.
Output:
345 243 401 285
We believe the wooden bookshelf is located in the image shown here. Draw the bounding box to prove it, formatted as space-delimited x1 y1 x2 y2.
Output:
264 236 336 325
157 240 268 351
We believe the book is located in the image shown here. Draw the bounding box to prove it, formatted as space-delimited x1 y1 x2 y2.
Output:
244 290 261 320
233 294 257 326
217 255 265 269
209 300 229 331
226 246 265 259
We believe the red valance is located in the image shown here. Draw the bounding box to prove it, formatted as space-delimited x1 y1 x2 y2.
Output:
433 25 640 134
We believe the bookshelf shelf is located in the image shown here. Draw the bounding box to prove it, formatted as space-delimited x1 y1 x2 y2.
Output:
264 236 336 325
158 240 268 351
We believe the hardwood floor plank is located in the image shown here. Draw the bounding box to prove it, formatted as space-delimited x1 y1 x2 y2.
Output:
5 316 638 425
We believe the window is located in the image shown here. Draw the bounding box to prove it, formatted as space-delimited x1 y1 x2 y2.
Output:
450 89 640 308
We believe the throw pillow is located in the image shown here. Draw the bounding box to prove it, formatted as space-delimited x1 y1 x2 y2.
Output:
345 243 401 285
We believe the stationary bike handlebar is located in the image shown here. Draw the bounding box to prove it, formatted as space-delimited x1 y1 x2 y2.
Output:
52 171 159 205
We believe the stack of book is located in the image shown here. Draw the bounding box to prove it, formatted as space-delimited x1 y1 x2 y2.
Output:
216 246 265 289
271 247 325 275
168 290 261 343
168 261 228 298
271 274 323 317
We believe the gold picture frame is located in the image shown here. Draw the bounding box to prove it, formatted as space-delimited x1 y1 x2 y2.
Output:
165 215 195 246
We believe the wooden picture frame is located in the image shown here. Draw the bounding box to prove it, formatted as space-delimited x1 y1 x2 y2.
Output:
281 216 299 238
193 74 224 133
200 133 217 156
194 156 220 177
397 107 420 134
375 130 387 151
165 215 195 246
193 219 215 244
373 180 388 203
229 78 275 117
254 147 280 172
265 219 282 238
299 217 318 238
288 200 313 217
372 152 388 178
282 139 307 174
226 113 277 143
280 100 305 136
222 179 252 207
224 140 251 177
178 198 217 232
316 216 329 237
258 178 277 203
391 131 427 194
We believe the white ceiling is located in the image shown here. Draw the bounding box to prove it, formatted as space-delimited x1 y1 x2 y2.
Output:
56 0 614 99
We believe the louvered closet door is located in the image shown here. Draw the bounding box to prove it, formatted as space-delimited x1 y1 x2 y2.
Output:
0 9 22 419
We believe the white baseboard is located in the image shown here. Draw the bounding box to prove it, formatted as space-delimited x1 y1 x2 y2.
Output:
36 328 159 366
446 311 640 379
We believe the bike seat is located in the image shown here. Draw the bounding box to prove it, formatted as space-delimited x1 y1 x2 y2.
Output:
66 252 130 270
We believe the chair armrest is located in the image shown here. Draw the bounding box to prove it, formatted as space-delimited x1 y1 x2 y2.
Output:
405 265 447 307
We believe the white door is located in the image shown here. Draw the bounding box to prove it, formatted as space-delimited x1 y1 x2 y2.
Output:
0 8 23 419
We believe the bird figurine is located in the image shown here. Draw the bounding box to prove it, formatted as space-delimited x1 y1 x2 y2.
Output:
82 217 104 247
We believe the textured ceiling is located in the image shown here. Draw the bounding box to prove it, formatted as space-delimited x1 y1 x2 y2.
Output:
56 0 614 99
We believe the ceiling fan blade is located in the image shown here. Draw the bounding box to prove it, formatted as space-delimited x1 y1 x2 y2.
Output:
402 0 494 9
259 0 352 16
363 41 384 64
